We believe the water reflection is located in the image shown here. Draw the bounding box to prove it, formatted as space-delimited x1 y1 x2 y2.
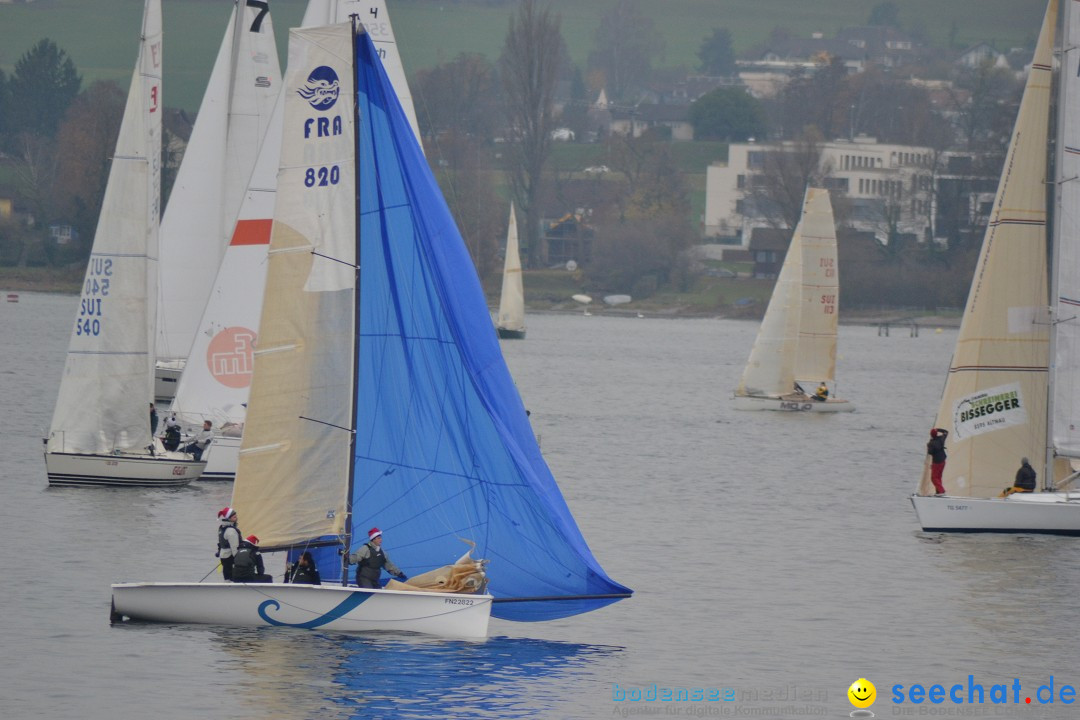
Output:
208 627 622 719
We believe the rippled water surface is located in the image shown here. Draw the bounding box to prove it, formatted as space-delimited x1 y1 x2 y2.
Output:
5 292 1079 718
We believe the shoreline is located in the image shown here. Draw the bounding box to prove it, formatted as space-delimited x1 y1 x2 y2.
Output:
1 283 961 327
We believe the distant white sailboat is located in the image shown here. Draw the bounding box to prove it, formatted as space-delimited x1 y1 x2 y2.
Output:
44 0 205 487
733 187 853 413
911 0 1080 533
496 203 526 339
166 0 421 481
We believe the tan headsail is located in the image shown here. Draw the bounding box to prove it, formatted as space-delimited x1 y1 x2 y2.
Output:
231 26 358 547
918 0 1054 498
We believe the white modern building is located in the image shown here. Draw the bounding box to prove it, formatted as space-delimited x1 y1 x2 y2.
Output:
704 135 937 245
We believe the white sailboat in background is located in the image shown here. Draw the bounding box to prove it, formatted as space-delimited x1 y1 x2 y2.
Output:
733 187 853 413
496 202 526 339
112 20 629 638
44 0 205 487
166 0 422 481
154 0 282 403
911 0 1080 533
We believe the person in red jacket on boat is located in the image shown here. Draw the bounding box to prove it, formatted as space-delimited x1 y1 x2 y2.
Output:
927 428 949 496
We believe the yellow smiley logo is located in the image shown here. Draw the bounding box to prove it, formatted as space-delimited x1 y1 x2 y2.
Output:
848 678 876 709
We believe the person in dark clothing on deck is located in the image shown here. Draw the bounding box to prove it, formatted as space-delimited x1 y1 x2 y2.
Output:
216 506 241 581
348 527 407 588
232 535 273 583
927 428 949 496
285 551 321 585
1002 457 1038 497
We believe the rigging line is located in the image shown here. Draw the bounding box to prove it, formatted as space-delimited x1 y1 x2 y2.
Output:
298 415 354 433
310 249 359 269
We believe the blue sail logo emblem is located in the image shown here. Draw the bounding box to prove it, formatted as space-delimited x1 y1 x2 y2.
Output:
297 66 339 111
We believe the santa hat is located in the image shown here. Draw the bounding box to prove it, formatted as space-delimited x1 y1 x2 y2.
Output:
368 527 382 541
930 429 938 437
246 535 259 545
218 506 236 520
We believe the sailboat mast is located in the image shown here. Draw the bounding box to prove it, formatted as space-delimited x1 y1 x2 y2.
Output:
341 15 363 584
1047 0 1070 490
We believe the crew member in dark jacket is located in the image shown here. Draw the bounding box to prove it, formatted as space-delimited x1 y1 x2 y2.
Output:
216 506 241 581
232 535 273 583
1014 457 1037 492
927 427 949 495
285 551 321 585
348 527 407 588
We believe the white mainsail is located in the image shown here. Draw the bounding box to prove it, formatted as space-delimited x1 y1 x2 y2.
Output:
168 0 422 481
496 203 526 336
794 188 839 384
917 0 1053 499
737 188 839 398
47 0 163 456
156 0 282 364
1052 0 1080 461
232 24 357 546
303 0 422 145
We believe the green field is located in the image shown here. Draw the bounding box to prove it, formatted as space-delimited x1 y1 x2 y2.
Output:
0 0 1048 112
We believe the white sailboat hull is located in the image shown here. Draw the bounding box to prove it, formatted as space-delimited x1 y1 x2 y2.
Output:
199 433 239 481
111 582 492 638
732 394 855 413
154 360 184 403
44 451 205 487
911 493 1080 534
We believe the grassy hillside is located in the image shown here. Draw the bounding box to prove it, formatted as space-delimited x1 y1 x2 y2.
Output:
0 0 1047 112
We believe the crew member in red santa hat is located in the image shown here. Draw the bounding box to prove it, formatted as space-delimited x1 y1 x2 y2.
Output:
216 507 242 580
348 527 408 588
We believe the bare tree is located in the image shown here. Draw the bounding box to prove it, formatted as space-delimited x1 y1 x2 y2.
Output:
745 129 825 231
587 0 664 101
500 0 565 267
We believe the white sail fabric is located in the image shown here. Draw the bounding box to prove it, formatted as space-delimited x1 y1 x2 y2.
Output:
156 0 281 363
496 203 526 333
48 0 162 455
793 188 839 383
1053 0 1080 458
232 25 356 547
737 204 803 398
919 0 1054 498
301 0 422 146
169 92 284 426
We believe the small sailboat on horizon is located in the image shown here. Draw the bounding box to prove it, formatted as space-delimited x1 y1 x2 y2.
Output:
732 187 853 413
111 20 630 637
496 202 526 339
44 0 206 487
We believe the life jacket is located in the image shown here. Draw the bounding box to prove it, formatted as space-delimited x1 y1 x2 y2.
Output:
218 523 239 557
356 542 386 584
233 543 258 580
290 564 319 585
164 424 181 447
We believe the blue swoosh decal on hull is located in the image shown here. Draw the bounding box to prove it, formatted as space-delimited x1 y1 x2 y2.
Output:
258 591 372 628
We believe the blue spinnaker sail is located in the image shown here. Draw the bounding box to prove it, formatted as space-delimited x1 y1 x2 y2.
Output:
348 32 630 621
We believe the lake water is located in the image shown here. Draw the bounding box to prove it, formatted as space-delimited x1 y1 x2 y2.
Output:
4 291 1079 719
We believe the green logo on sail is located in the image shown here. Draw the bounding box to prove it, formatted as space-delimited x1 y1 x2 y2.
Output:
952 383 1027 439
